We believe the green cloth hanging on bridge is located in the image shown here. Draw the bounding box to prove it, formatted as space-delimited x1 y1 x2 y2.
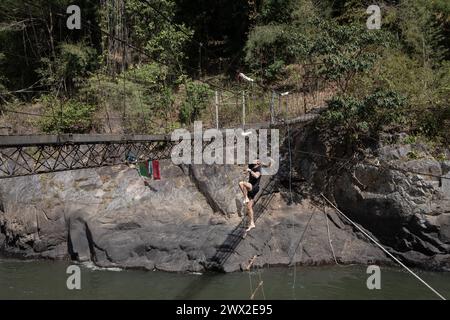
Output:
138 162 150 178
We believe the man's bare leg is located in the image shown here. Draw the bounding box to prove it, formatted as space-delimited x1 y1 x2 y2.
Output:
246 200 255 231
239 181 252 203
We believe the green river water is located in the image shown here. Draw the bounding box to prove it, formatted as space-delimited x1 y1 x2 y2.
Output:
0 259 449 300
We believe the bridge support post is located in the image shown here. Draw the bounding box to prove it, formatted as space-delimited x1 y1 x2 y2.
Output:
270 92 275 125
215 90 219 130
242 90 246 129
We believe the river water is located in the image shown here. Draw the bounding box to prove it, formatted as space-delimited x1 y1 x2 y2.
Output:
0 259 449 299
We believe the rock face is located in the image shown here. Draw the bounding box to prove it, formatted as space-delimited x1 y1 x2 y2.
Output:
292 125 450 271
0 158 388 272
1 123 448 272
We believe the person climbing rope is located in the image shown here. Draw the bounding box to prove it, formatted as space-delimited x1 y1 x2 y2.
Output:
239 159 271 232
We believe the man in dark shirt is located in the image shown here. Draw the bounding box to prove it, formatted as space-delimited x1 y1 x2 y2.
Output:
239 160 262 232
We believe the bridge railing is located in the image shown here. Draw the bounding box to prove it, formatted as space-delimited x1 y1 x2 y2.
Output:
0 134 174 179
203 78 334 130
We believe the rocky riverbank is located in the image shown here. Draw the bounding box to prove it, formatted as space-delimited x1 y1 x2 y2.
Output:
0 126 449 272
291 125 450 271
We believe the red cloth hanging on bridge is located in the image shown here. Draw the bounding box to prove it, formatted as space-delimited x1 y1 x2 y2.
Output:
152 160 161 180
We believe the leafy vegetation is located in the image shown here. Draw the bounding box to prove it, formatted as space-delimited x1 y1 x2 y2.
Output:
39 97 95 133
37 43 98 93
320 90 406 144
179 78 212 125
0 0 448 147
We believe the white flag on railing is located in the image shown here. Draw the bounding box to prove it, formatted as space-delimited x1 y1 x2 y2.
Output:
238 73 254 82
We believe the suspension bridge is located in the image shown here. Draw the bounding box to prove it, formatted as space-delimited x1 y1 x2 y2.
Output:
0 109 321 179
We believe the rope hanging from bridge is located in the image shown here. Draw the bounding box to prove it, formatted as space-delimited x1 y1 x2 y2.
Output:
322 203 339 265
285 93 300 296
320 193 446 301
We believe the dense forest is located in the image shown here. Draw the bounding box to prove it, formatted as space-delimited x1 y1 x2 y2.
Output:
0 0 448 149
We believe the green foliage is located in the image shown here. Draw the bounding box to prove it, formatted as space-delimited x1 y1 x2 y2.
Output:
245 23 314 82
245 25 288 81
245 9 389 88
407 150 419 159
125 0 193 73
348 50 449 143
418 104 450 143
257 0 299 24
145 24 193 71
394 0 449 63
312 22 390 93
245 1 319 83
264 60 285 81
38 43 98 93
377 51 446 109
0 53 7 103
125 63 170 91
403 135 417 144
81 67 176 134
179 78 212 125
0 0 448 146
321 89 406 142
39 96 95 133
0 0 99 96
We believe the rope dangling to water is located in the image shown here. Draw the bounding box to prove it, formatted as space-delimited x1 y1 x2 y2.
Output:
321 193 446 301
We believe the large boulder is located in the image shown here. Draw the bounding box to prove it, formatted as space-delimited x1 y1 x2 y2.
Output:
292 125 450 270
